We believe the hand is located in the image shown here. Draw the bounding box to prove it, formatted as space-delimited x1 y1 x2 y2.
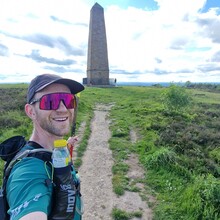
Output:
67 136 78 147
67 136 78 157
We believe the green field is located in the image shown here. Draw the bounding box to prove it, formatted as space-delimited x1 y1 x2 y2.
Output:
0 84 220 219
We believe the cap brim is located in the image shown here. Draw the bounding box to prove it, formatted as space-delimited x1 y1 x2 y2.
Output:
36 78 85 94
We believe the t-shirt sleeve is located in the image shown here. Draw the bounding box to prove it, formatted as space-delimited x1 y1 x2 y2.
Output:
6 157 53 220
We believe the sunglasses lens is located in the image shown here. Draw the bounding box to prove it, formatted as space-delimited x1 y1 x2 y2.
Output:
39 93 76 110
62 94 76 109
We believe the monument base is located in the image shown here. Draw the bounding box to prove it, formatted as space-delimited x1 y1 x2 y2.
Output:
83 78 116 87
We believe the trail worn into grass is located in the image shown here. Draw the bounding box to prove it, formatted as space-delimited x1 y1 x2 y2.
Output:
78 104 153 220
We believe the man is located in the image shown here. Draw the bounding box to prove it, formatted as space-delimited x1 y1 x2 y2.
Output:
6 73 84 219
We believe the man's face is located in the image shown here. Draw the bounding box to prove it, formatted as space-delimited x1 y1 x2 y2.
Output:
32 83 74 137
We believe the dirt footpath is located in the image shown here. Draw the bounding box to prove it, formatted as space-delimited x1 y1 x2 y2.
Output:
78 104 153 220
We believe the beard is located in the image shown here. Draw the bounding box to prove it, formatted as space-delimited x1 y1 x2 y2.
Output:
36 111 74 137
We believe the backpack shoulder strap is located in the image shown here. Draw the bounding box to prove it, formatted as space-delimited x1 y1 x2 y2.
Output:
5 148 52 177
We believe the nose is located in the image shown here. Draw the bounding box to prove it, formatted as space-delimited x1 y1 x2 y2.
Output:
57 100 68 111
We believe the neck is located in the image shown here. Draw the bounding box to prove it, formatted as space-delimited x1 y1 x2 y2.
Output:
29 128 63 151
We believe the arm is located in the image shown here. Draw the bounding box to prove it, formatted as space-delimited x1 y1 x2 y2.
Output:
7 158 53 219
20 211 47 220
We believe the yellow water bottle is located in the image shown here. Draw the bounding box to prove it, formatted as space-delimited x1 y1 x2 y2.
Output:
52 139 71 168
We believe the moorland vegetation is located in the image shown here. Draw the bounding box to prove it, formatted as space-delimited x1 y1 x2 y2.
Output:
0 83 220 220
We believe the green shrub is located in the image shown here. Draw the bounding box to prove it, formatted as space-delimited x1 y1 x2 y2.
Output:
144 147 177 169
179 174 220 219
112 162 129 175
112 174 129 195
0 116 22 129
112 208 142 220
162 85 192 112
209 148 220 164
112 208 130 220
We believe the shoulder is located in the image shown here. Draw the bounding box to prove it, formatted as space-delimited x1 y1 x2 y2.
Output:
7 156 52 183
6 156 53 219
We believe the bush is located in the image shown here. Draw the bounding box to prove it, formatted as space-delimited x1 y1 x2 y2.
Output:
144 147 177 169
179 174 220 219
112 174 129 195
162 85 192 112
112 208 142 220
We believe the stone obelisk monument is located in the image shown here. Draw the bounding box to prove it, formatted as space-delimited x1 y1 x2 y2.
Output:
85 2 109 86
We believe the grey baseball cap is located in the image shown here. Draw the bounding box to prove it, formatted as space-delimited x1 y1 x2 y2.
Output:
27 73 84 103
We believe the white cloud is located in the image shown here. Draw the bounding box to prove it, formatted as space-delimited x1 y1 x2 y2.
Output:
0 0 220 83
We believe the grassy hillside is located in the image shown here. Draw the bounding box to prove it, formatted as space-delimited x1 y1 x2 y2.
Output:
0 84 220 219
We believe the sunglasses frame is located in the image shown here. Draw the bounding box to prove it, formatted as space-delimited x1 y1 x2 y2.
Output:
30 92 76 110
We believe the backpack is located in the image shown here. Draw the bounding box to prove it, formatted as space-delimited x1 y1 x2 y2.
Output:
0 136 83 220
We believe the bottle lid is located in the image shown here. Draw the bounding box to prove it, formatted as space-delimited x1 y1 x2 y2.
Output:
54 139 67 148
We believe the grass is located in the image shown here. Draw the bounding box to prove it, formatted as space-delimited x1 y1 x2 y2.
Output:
1 84 220 219
112 208 142 220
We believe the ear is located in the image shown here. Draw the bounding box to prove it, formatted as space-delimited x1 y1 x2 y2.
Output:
25 104 36 119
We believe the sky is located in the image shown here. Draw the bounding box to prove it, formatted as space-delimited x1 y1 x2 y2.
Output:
0 0 220 84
